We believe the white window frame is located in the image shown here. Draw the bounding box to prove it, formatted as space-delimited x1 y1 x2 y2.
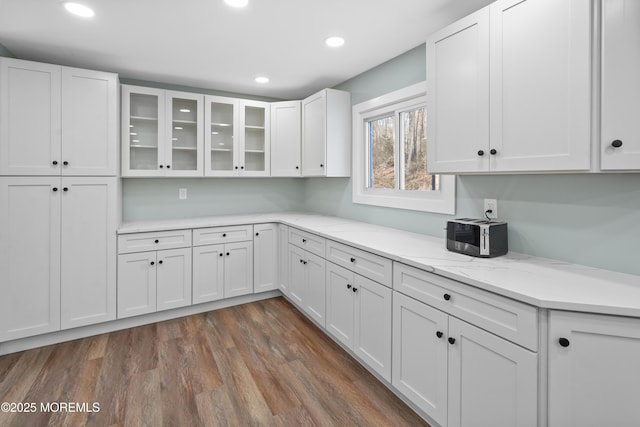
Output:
352 82 456 214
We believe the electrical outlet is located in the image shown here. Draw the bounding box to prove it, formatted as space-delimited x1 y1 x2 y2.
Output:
179 188 187 200
484 198 498 219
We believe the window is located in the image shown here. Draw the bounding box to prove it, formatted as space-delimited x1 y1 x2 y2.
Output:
353 82 455 214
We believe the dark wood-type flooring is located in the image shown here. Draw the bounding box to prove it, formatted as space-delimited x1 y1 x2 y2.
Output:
0 297 430 427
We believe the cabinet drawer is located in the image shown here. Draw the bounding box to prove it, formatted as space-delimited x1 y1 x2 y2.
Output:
288 227 326 257
118 230 192 254
393 262 538 351
193 224 253 246
326 240 392 287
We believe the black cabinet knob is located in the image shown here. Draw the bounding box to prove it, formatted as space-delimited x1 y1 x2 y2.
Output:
219 253 223 257
448 337 456 345
150 261 155 266
300 259 304 264
226 252 230 256
350 257 356 263
52 187 58 192
158 260 163 264
490 148 497 155
52 160 58 165
154 239 159 243
302 238 306 243
255 232 259 236
320 164 324 168
352 287 358 293
166 165 171 169
295 166 299 169
436 331 443 338
443 293 451 301
611 139 623 148
222 233 227 237
63 161 69 166
347 284 352 289
559 337 570 347
63 187 68 192
240 166 244 170
477 150 485 156
235 166 238 170
159 165 164 168
303 260 308 265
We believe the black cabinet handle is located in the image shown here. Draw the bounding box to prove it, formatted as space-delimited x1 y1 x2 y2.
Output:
154 239 159 243
559 337 570 348
350 257 356 263
347 284 352 289
159 165 164 168
63 161 69 166
352 287 358 293
52 160 58 165
226 252 230 256
320 164 324 168
443 293 451 301
303 260 307 265
611 139 623 148
448 337 456 345
158 260 163 264
219 253 223 257
240 166 244 170
436 331 443 338
477 150 485 156
300 259 304 264
235 166 238 170
63 187 68 192
150 261 155 266
166 165 171 169
302 238 306 243
52 187 58 192
490 148 497 155
255 232 259 236
295 166 299 170
222 233 227 237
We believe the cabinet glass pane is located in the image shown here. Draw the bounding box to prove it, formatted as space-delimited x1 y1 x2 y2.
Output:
244 106 266 171
210 102 234 171
129 93 159 170
171 98 198 171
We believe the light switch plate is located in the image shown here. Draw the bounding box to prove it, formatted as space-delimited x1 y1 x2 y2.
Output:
179 188 187 200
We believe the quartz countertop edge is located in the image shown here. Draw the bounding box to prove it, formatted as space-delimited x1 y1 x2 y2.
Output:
118 212 640 318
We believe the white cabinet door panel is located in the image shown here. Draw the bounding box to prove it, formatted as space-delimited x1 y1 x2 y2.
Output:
304 252 326 327
0 59 61 175
288 244 306 305
61 67 117 176
253 223 278 292
302 91 326 176
60 177 116 329
0 177 61 341
224 241 253 298
117 252 157 319
326 262 354 347
278 225 289 295
192 244 225 304
156 248 192 311
271 101 301 176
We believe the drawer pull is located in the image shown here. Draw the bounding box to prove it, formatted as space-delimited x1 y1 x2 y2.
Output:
350 257 356 263
352 287 358 293
226 252 230 256
63 160 69 166
150 261 155 266
219 253 223 257
611 139 623 148
443 293 451 301
158 260 163 264
302 238 307 243
222 233 227 237
255 232 259 236
448 337 456 345
347 284 352 289
154 239 159 244
52 187 58 192
52 160 58 165
436 331 443 339
558 337 570 348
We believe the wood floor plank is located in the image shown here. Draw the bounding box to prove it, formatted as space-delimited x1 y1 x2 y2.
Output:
0 297 431 427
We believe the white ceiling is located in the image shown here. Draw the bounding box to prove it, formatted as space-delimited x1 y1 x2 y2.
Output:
0 0 494 100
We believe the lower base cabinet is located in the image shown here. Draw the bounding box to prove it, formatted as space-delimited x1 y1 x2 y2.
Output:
288 243 326 326
117 247 192 319
192 241 253 303
548 311 640 427
392 292 537 427
254 223 278 293
326 262 392 381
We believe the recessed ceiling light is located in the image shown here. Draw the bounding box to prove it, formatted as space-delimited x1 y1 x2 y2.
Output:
325 36 345 48
224 0 248 8
255 76 269 84
63 2 95 18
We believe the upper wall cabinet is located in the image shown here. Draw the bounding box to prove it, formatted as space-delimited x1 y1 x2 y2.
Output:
0 58 118 176
122 85 203 177
427 0 591 174
204 96 270 177
600 0 640 170
302 88 351 177
271 100 302 177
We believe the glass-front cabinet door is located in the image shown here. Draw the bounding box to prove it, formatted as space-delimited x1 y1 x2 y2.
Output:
205 96 238 176
165 91 203 176
241 100 270 176
122 85 165 177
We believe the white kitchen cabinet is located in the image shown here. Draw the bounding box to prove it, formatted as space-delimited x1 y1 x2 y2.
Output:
60 178 117 329
204 96 270 177
254 223 278 293
426 0 591 174
426 7 490 174
0 58 117 176
122 86 203 177
118 247 191 318
393 289 537 427
0 177 61 341
326 262 392 381
600 0 640 170
0 176 117 340
278 224 290 295
301 88 351 177
192 240 253 302
548 311 640 427
270 100 301 176
287 243 326 326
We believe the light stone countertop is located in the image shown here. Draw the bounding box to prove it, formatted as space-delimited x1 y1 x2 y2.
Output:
119 212 640 318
